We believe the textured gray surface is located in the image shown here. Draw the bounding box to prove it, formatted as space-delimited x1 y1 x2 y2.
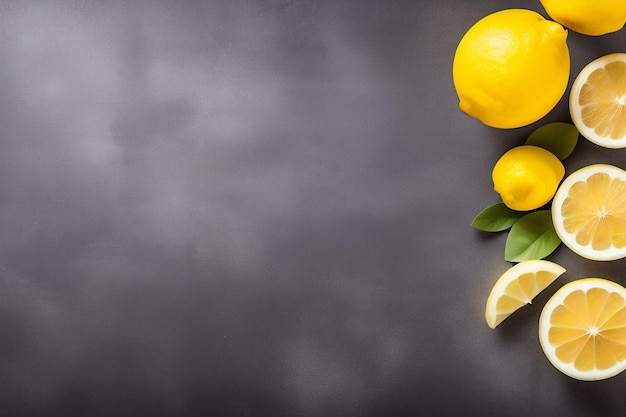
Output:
2 1 626 416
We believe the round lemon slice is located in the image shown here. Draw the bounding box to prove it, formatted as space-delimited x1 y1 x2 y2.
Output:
570 53 626 148
539 278 626 381
485 260 566 329
552 164 626 261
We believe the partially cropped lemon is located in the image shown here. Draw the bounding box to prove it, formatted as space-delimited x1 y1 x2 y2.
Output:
453 9 570 129
539 0 626 36
570 53 626 148
492 145 565 211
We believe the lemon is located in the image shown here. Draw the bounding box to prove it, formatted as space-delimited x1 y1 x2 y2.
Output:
539 0 626 36
552 164 626 261
453 9 570 129
485 260 566 329
570 53 626 148
492 145 565 211
539 278 626 381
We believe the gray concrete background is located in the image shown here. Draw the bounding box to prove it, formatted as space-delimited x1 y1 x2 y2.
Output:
1 0 626 416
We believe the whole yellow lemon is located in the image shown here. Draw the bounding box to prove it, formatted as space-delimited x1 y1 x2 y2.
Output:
539 0 626 36
453 9 570 129
492 145 564 211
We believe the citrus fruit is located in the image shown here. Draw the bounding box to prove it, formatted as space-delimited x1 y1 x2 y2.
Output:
570 53 626 149
552 164 626 261
453 9 570 129
539 278 626 381
539 0 626 36
492 145 565 211
485 260 566 329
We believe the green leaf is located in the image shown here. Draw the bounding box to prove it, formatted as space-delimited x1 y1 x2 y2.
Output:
505 210 561 262
471 202 524 232
525 122 579 160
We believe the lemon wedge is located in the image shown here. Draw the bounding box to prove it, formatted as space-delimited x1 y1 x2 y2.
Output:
486 260 566 329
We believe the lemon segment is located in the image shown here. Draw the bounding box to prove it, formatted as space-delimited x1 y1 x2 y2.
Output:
539 0 626 36
539 278 626 380
485 260 566 329
570 53 626 148
552 164 626 261
453 9 570 129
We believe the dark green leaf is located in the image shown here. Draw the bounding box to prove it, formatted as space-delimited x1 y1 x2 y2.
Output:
525 122 579 160
505 210 561 262
471 202 524 232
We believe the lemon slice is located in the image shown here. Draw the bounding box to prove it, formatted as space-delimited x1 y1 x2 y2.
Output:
539 278 626 381
552 164 626 261
485 260 566 329
570 53 626 148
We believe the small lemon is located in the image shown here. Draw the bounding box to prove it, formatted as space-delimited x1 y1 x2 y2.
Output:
539 0 626 36
492 145 565 211
453 9 570 129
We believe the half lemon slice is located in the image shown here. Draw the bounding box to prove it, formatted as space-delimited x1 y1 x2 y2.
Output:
486 260 566 329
